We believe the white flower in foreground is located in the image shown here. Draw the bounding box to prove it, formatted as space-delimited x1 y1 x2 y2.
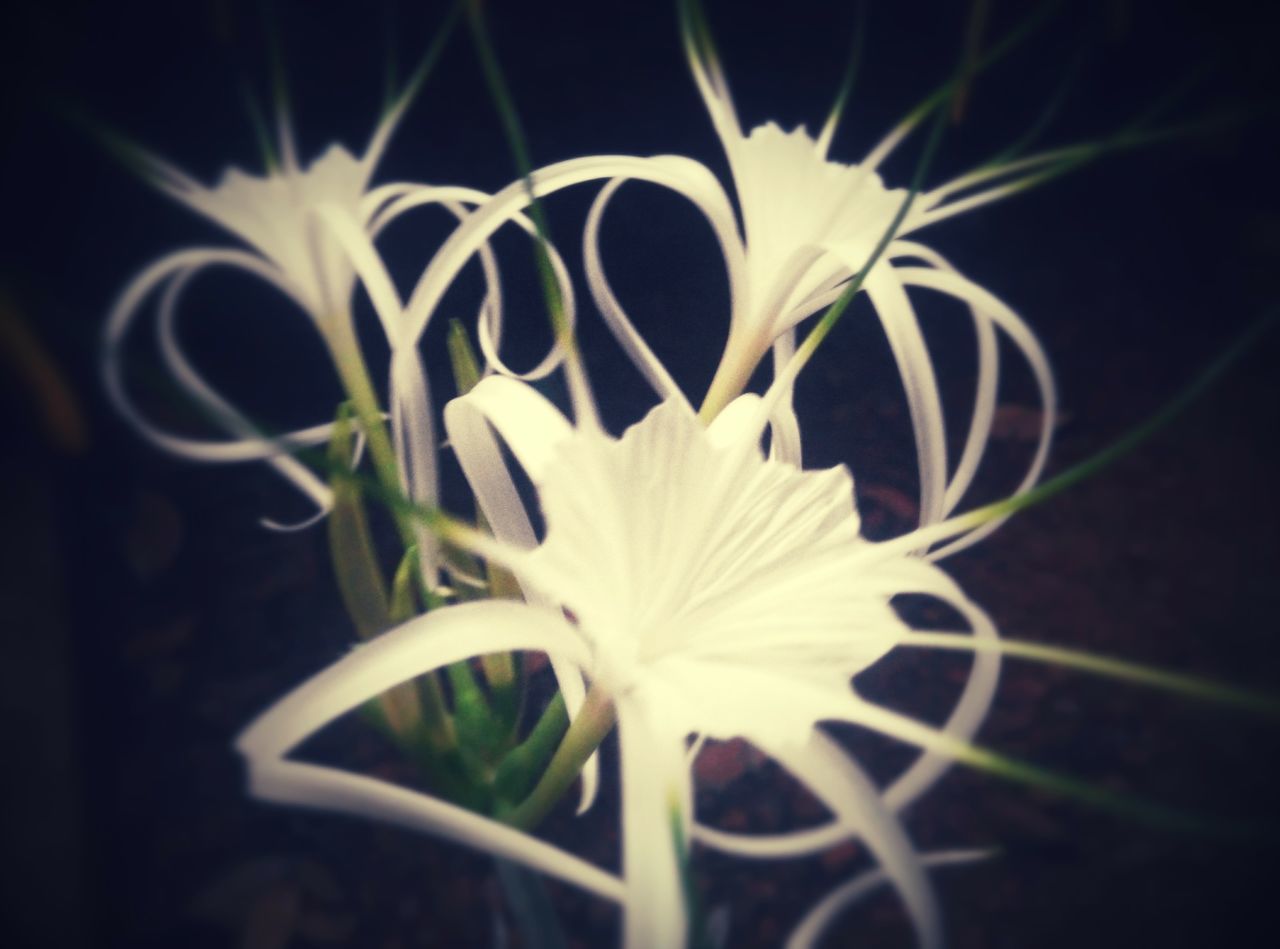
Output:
237 375 1009 948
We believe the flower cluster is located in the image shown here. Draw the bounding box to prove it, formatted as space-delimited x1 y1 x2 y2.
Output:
104 3 1234 947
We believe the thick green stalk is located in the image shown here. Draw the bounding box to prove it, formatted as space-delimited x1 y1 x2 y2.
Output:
500 687 616 831
493 693 568 804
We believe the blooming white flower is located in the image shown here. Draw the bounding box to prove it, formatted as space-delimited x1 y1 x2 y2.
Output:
582 0 1062 550
100 68 579 548
236 370 1010 948
100 84 401 500
390 2 1058 561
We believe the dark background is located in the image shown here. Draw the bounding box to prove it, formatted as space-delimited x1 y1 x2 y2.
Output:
2 1 1279 947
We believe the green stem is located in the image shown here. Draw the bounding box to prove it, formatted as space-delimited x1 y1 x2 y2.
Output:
390 550 455 751
500 686 616 830
493 692 568 803
325 310 415 549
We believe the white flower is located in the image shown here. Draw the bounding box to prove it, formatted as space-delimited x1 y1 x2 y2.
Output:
586 0 1061 547
392 3 1056 557
100 81 418 523
236 373 1009 948
100 72 577 541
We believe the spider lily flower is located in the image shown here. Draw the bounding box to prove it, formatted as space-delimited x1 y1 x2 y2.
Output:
571 0 1064 554
101 86 409 519
236 366 1018 948
98 21 578 548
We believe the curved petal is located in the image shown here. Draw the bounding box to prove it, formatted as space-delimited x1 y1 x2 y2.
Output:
768 328 803 466
235 600 607 897
317 203 403 344
313 200 445 581
105 246 332 506
888 242 1000 518
442 378 597 809
368 182 575 382
238 600 588 758
475 216 577 383
894 265 1056 559
444 377 573 549
583 178 695 408
154 262 334 511
909 146 1090 233
692 559 1001 856
400 155 746 364
247 758 622 902
862 265 948 530
678 0 743 166
786 849 992 949
877 559 1002 814
615 690 692 949
389 348 443 586
764 730 942 949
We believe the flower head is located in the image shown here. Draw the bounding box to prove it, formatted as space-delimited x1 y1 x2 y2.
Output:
237 374 1008 948
524 396 897 726
732 122 905 323
166 141 375 320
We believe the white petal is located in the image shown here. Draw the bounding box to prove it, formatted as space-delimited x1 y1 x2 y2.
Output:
734 124 903 313
371 184 580 383
477 215 578 383
316 203 402 344
584 177 694 408
678 0 743 165
179 145 369 315
889 242 1000 517
911 146 1090 232
442 380 600 809
764 730 942 949
862 265 948 529
895 266 1056 558
389 348 443 586
248 758 621 901
104 246 331 506
400 155 745 365
235 600 609 898
767 329 803 466
152 259 334 510
692 557 999 856
876 559 1002 814
238 600 588 758
786 849 992 949
615 691 690 949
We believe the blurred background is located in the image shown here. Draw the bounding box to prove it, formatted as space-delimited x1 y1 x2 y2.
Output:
1 1 1278 946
